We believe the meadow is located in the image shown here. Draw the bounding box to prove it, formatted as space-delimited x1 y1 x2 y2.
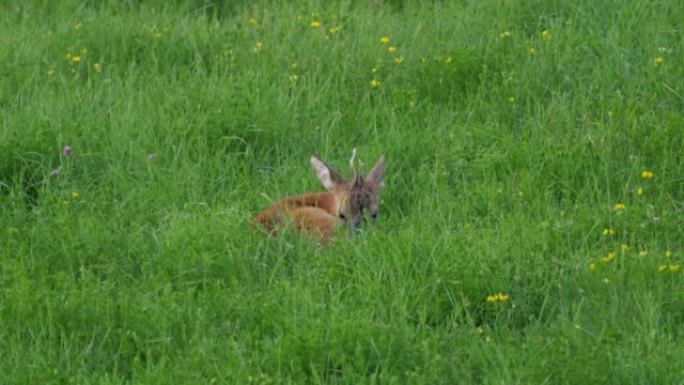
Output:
1 0 683 383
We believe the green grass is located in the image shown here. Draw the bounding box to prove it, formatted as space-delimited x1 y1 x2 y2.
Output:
1 0 683 383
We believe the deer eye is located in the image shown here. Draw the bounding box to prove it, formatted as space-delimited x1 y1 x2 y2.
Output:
371 212 378 220
338 213 347 220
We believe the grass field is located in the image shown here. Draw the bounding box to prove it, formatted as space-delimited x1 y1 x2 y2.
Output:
1 0 683 383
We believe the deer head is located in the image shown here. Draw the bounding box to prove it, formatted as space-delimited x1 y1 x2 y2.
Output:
310 149 386 232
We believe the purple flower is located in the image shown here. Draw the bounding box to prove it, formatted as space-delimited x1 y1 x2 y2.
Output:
63 145 73 156
50 169 61 177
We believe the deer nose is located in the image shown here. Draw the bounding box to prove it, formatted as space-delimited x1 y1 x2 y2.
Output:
352 220 363 231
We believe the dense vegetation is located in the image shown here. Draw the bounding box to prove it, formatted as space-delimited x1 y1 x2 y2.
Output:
1 0 683 383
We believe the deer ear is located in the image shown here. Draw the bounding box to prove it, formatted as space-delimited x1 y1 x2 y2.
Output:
367 154 386 187
311 155 347 191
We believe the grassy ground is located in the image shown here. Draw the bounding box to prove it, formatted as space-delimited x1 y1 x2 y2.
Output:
1 0 683 383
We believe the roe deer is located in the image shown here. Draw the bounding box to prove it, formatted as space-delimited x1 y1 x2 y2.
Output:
254 149 386 243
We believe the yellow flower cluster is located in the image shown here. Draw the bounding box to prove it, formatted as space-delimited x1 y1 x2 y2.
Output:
602 228 615 236
65 48 88 64
486 293 510 303
288 62 299 83
370 35 404 88
659 264 680 273
589 169 678 276
601 252 617 264
657 250 680 273
60 47 102 77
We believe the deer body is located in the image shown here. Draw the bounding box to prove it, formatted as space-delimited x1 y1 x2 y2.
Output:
255 151 386 243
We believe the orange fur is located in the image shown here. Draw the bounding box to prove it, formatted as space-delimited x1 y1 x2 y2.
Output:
254 152 386 243
254 192 342 243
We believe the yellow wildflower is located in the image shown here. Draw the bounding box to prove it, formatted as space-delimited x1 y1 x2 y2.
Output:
487 293 510 303
74 22 82 30
253 42 263 53
370 79 381 88
289 75 298 82
65 52 73 60
636 187 644 196
48 68 56 77
601 252 616 264
508 96 516 103
72 55 81 63
638 250 648 257
394 56 404 65
654 56 664 65
71 191 80 199
444 56 452 64
669 264 681 273
641 170 654 180
500 31 512 38
602 228 615 236
528 47 537 55
371 67 379 74
94 62 102 72
589 263 597 272
659 264 668 272
614 203 626 211
388 46 397 53
328 25 341 35
380 36 390 44
620 244 629 253
665 250 673 258
541 30 551 40
311 21 321 29
248 18 258 25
